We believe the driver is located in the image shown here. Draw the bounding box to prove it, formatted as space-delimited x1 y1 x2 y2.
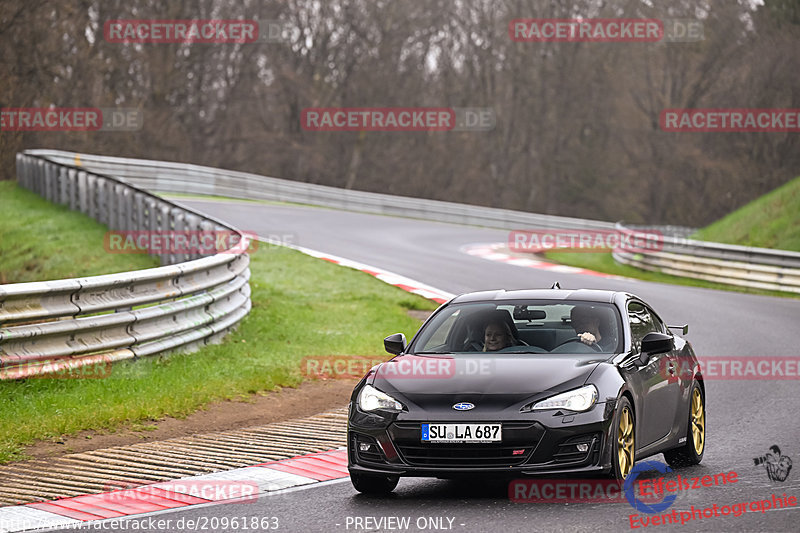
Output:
570 305 614 351
483 320 514 351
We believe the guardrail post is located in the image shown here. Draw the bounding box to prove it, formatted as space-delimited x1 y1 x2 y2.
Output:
77 171 89 215
58 166 69 206
131 192 144 237
67 168 78 211
44 161 57 203
169 207 185 265
97 178 110 227
183 213 201 260
36 159 47 195
21 156 33 192
2 152 254 379
15 154 25 189
86 174 98 220
157 203 171 265
109 183 121 230
119 186 131 231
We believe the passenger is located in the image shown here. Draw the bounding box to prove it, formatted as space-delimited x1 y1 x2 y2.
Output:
483 320 514 351
570 305 614 351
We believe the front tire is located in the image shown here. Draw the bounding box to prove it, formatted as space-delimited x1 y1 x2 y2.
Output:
350 472 399 495
609 396 636 480
664 383 705 467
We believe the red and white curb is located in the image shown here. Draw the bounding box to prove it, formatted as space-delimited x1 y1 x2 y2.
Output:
0 228 635 532
0 242 449 532
0 449 349 532
461 243 630 280
262 238 455 304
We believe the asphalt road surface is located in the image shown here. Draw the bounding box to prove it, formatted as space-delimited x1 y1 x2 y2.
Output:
54 199 800 533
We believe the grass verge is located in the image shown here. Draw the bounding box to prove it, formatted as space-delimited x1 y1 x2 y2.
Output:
692 176 800 252
542 176 800 298
0 182 436 464
0 181 159 283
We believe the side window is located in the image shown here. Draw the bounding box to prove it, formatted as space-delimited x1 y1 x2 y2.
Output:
628 301 660 353
423 309 459 350
649 309 666 333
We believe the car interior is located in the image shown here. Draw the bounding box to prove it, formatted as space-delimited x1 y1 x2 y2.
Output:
419 303 621 354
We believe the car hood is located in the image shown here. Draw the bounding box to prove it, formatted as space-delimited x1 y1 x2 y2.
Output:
371 354 604 411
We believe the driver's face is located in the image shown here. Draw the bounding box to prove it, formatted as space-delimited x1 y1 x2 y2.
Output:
574 318 600 336
484 324 509 351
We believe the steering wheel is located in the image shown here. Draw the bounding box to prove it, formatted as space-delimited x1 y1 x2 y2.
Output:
496 345 548 354
553 337 603 353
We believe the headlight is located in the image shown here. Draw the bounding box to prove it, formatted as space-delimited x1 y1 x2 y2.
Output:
524 385 598 413
358 384 404 412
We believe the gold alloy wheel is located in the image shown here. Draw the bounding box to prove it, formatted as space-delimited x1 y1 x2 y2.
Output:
691 388 705 455
617 406 635 478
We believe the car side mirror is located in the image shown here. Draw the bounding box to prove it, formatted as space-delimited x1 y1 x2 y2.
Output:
639 332 673 363
384 333 407 355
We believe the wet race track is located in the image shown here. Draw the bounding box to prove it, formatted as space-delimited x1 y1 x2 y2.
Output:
49 199 800 533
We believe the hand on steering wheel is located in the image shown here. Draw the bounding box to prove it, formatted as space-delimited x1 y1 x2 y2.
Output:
554 337 603 352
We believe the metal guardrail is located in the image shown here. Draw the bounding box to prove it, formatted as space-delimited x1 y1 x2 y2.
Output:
613 223 800 294
26 150 616 232
0 153 252 379
3 149 796 380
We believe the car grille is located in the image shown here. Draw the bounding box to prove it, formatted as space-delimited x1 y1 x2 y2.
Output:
389 422 544 467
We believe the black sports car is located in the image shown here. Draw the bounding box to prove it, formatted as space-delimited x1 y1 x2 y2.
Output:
347 288 705 494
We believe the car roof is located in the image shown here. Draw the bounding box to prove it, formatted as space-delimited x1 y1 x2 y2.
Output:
449 288 624 304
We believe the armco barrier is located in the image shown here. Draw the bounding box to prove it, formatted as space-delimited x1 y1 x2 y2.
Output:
3 150 797 380
613 223 800 294
26 149 616 232
0 153 251 379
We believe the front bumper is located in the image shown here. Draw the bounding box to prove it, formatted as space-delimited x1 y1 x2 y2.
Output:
348 401 616 478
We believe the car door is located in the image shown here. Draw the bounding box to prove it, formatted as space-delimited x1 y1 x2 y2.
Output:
627 300 679 447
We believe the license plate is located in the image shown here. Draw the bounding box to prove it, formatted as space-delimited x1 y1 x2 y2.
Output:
421 423 502 443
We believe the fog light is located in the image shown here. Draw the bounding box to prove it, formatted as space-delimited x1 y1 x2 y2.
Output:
359 443 372 452
576 443 589 452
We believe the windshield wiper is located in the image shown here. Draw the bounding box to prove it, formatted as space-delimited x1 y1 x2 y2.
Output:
413 351 450 354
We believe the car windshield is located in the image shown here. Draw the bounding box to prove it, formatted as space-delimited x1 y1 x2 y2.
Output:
411 300 622 355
